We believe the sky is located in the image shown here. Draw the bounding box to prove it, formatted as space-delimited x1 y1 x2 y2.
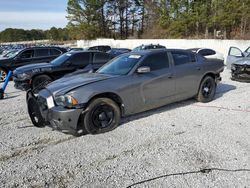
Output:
0 0 68 31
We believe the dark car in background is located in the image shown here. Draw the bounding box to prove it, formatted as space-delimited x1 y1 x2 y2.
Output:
87 45 111 52
107 48 131 58
132 44 166 52
13 51 111 93
0 47 67 82
27 49 224 135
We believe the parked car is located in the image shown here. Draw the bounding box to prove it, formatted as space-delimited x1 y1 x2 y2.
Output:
226 46 250 69
13 51 111 93
0 47 67 82
0 49 21 59
132 44 166 52
188 48 224 61
87 45 111 52
27 49 224 135
231 56 250 83
107 48 131 58
68 47 84 52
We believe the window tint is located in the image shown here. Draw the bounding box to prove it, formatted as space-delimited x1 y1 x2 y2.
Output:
199 49 216 56
50 48 61 56
19 50 34 59
71 53 90 66
35 49 49 57
93 53 110 64
172 51 191 66
140 52 169 71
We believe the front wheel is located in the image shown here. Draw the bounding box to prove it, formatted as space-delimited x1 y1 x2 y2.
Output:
196 76 216 103
32 75 52 94
83 98 121 134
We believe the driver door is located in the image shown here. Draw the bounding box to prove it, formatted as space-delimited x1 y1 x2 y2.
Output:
137 52 175 109
226 47 245 69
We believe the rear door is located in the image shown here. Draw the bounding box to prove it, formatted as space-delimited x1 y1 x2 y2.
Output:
171 50 202 100
226 47 244 69
137 52 175 107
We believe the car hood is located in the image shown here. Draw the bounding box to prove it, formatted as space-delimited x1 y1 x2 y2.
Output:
46 73 116 96
233 58 250 66
15 63 53 73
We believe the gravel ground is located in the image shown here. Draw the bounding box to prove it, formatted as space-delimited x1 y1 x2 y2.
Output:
0 69 250 187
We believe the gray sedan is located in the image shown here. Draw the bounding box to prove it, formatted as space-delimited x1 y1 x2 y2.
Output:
27 49 224 135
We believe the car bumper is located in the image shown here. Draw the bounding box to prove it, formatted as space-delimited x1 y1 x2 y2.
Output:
41 105 83 134
231 74 250 83
14 78 31 91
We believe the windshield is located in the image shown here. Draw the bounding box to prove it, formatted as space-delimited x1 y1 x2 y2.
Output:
3 50 20 58
50 53 71 65
97 54 142 75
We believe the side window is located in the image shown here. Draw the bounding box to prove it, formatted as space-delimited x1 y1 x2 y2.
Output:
35 49 49 57
229 47 243 57
140 52 169 71
172 51 192 66
19 50 34 59
93 53 110 64
71 53 90 66
50 48 61 56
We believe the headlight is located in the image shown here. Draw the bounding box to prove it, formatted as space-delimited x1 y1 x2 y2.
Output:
55 95 78 108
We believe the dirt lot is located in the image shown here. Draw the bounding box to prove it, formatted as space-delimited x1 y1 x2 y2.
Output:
0 69 249 187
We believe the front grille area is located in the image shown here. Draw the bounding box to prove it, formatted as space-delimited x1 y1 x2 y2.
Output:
233 64 250 74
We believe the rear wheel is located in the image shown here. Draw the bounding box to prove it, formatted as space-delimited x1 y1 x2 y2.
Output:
83 98 121 134
196 76 216 103
27 96 45 127
32 75 52 93
0 68 7 82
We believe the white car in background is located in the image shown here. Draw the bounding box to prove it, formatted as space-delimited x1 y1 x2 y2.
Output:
189 48 224 61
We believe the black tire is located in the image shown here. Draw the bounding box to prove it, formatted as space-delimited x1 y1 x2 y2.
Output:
27 96 45 127
0 67 7 82
196 76 216 103
32 75 52 94
83 98 121 134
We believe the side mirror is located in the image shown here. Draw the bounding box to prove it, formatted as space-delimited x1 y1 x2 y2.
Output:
65 60 71 66
137 66 151 74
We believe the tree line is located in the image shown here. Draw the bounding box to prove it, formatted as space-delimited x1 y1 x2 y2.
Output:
0 27 71 42
67 0 250 40
1 0 250 42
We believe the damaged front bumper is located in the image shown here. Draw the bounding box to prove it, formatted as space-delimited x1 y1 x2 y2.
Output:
231 64 250 83
28 89 85 134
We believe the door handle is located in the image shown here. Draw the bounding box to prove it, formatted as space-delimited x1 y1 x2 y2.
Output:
196 67 201 70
